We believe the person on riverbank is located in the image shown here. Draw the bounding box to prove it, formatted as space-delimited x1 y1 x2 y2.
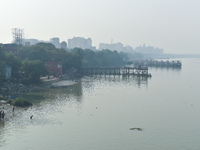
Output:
1 111 4 119
12 107 15 112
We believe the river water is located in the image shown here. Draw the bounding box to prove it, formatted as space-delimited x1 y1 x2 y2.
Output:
0 58 200 150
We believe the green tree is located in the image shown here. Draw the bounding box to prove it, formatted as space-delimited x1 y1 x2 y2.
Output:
4 53 21 76
67 48 83 72
14 98 32 107
95 49 125 67
82 49 99 67
22 59 47 83
0 45 5 60
0 47 5 84
18 43 54 62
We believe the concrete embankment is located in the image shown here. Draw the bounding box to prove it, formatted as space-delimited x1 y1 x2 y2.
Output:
41 76 77 87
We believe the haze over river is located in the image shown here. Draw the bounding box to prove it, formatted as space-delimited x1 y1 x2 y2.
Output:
0 58 200 150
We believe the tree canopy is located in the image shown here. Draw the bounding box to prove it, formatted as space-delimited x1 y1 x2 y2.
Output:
22 59 47 83
1 43 129 84
81 49 127 67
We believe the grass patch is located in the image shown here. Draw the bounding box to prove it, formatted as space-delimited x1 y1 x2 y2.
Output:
0 96 6 100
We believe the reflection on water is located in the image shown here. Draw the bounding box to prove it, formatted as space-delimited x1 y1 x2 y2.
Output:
82 75 149 89
0 120 5 128
0 75 148 147
18 82 83 102
1 59 200 150
149 66 182 73
0 82 84 148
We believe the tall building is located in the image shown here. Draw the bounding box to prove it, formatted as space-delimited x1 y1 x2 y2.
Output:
68 37 96 50
50 37 61 49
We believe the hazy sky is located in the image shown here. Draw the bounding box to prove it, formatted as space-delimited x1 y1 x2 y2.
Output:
1 0 200 54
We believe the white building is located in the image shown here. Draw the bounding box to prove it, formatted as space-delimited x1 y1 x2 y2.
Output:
50 37 61 49
24 39 40 46
68 37 96 50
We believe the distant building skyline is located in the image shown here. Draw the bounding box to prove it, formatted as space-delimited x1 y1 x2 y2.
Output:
68 37 96 50
24 37 67 50
1 1 200 54
24 36 95 50
134 44 164 55
9 34 164 55
99 42 134 53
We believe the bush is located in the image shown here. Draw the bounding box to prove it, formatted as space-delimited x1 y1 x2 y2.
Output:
14 98 32 107
0 96 5 100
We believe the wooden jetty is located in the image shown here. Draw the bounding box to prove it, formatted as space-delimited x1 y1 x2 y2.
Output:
82 66 152 77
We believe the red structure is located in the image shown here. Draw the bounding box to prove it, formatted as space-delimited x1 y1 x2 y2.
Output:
45 61 62 76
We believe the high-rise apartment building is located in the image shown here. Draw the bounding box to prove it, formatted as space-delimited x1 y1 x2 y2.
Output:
50 37 61 49
68 37 96 50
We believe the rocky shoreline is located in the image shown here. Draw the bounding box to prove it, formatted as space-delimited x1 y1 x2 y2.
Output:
0 82 37 97
0 76 60 100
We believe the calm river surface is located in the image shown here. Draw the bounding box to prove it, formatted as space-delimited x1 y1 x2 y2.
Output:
0 58 200 150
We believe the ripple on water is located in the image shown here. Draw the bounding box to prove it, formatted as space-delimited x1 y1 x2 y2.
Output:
0 95 78 137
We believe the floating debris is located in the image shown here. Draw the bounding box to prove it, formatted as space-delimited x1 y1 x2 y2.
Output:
130 128 143 131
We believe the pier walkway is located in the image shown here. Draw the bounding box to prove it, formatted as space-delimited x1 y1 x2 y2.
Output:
83 67 151 77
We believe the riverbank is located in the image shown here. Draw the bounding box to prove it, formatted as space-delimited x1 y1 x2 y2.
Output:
0 76 77 104
0 76 77 121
